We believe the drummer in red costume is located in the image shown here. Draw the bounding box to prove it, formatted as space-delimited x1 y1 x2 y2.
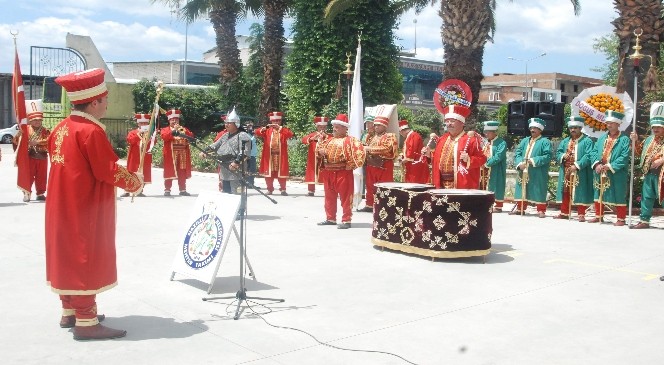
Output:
255 111 293 195
360 116 398 212
301 116 330 196
423 104 486 188
45 68 143 341
316 114 366 229
121 113 152 197
15 99 50 201
398 119 429 184
161 109 194 196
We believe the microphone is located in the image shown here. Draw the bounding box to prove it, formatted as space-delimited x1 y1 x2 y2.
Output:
172 128 196 142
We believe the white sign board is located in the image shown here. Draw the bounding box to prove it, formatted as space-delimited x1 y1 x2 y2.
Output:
365 104 399 136
171 191 241 290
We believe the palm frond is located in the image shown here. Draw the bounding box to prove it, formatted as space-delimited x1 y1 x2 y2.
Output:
569 0 580 16
323 0 356 24
391 0 434 17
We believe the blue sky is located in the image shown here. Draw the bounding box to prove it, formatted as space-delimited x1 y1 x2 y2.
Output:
0 0 614 80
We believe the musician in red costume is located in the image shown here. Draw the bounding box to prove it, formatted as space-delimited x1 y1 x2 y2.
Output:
398 119 429 184
121 113 152 197
255 111 293 195
423 104 486 189
161 109 194 196
15 99 50 201
316 114 366 229
301 116 330 196
46 68 143 341
360 116 398 212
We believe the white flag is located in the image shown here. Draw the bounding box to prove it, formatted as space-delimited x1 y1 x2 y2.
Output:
349 37 364 208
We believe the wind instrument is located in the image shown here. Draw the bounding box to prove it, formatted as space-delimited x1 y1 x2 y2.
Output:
568 171 578 220
519 138 536 216
479 139 492 190
174 125 187 135
133 81 164 202
593 170 611 221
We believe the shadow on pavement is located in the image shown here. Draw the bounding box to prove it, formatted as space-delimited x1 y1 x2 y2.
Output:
0 203 27 207
245 214 280 221
83 316 209 341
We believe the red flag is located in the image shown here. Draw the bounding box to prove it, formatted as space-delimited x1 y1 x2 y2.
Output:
12 47 31 194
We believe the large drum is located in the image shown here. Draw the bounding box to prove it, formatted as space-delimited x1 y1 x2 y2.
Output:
372 183 494 259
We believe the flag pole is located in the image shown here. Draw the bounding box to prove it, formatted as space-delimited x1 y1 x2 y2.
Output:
349 33 364 208
132 81 164 202
12 29 32 199
627 29 645 226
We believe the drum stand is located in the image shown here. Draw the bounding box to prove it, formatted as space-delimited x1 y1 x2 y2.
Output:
189 137 285 320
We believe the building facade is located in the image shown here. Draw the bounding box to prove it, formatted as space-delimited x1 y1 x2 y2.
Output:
478 73 603 107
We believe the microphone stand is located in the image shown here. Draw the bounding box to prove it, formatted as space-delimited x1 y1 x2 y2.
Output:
183 131 283 319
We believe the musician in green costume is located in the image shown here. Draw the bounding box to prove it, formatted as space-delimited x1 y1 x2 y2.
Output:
481 121 507 212
554 116 595 221
588 110 630 226
510 118 552 218
630 116 664 229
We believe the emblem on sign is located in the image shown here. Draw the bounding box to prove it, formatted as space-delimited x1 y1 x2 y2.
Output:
433 79 473 115
182 202 224 269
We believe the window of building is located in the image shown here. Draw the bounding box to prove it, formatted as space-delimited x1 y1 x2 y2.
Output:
561 95 568 103
573 84 579 92
560 83 565 92
489 92 501 102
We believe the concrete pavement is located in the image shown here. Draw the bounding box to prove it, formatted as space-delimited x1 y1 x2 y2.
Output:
1 143 664 365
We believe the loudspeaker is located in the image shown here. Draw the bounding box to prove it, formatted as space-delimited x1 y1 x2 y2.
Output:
536 102 565 138
507 101 537 137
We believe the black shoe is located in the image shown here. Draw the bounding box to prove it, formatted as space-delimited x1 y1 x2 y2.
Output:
280 191 288 196
358 206 373 213
120 192 130 197
164 191 171 196
317 220 337 226
137 193 146 197
307 192 314 197
36 195 46 201
179 191 191 196
337 222 351 229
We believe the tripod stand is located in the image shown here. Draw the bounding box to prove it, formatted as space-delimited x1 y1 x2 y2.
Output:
190 135 284 319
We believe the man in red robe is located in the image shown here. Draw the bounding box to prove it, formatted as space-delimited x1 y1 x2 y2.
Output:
424 104 486 189
398 119 429 184
46 68 143 341
360 116 398 212
316 114 366 229
161 109 194 196
301 116 330 196
121 113 152 197
255 111 293 195
15 99 50 201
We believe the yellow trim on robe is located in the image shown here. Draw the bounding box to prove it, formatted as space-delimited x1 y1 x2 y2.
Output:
372 238 489 258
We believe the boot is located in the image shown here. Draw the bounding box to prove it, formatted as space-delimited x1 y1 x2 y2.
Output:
60 314 106 328
73 324 126 341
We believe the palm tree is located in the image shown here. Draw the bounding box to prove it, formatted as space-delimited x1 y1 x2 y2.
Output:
260 0 290 119
325 0 580 127
151 0 261 95
612 0 664 134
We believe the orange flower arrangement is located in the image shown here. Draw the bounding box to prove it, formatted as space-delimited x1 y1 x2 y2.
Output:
580 93 625 132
